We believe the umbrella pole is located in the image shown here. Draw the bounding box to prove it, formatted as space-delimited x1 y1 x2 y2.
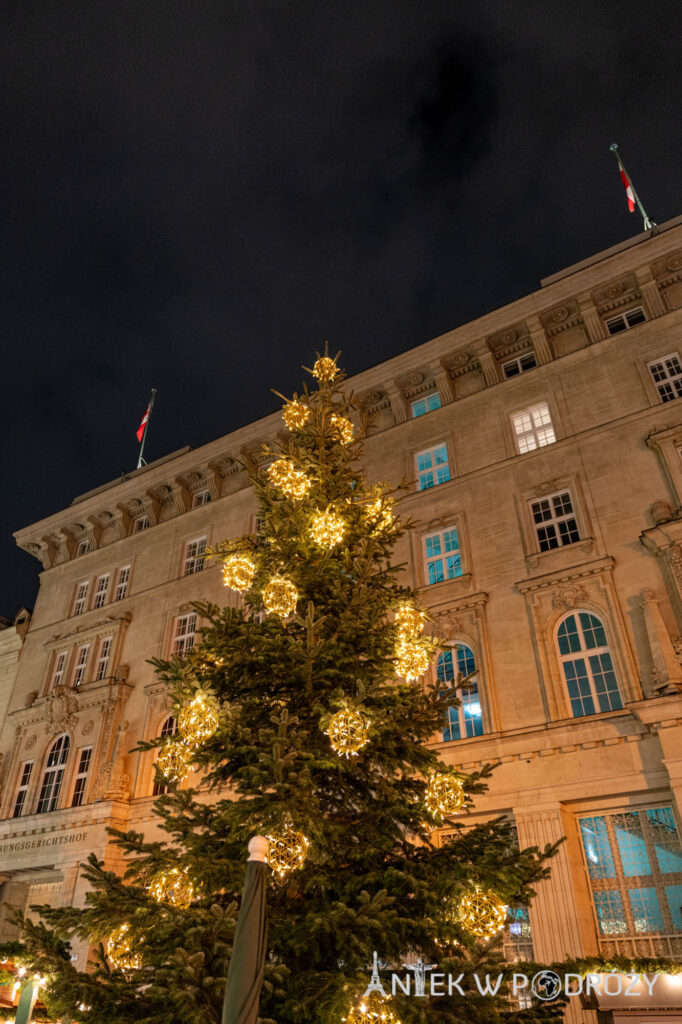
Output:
222 836 269 1024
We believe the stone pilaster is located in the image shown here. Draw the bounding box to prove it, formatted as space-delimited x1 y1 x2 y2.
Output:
525 315 553 364
636 267 667 318
474 343 500 387
639 588 682 694
433 364 455 404
385 381 408 424
577 294 606 343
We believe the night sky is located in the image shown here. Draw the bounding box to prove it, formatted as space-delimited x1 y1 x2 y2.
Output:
2 1 680 616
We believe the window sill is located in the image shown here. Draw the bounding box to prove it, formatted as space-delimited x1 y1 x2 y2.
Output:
525 536 596 571
418 573 474 605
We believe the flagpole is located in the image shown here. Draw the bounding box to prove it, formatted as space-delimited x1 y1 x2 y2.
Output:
137 388 157 469
609 143 655 232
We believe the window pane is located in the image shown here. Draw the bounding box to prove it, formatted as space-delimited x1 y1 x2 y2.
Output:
456 645 476 677
579 612 607 649
443 706 461 742
589 653 623 712
563 660 596 717
628 887 664 933
580 816 617 879
425 535 442 557
647 807 682 873
664 884 682 929
462 684 483 737
612 812 652 876
558 615 581 654
593 890 628 934
437 651 454 683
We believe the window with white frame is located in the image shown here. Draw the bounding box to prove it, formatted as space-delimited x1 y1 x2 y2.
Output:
183 537 206 576
133 514 150 532
502 351 537 379
114 565 130 601
604 306 647 336
192 489 211 508
50 651 68 690
411 392 442 418
424 527 462 584
511 402 556 454
172 613 196 655
415 443 450 490
13 761 33 818
530 491 580 551
153 716 178 796
72 643 91 688
72 581 89 616
437 646 484 741
556 611 623 717
93 573 110 609
95 636 113 681
71 747 92 807
77 539 91 557
36 735 70 814
649 354 682 403
578 806 682 951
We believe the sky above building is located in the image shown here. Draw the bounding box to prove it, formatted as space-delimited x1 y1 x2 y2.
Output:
1 0 680 614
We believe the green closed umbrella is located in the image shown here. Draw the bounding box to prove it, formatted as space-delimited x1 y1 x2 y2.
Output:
15 977 39 1024
222 835 269 1024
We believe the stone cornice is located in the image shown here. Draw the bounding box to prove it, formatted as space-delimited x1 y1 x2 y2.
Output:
515 556 615 595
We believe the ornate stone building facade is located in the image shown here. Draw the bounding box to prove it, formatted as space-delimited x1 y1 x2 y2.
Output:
2 216 682 1016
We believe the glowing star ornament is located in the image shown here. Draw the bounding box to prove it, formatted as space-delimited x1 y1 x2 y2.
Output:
365 498 394 535
222 553 256 592
457 887 508 940
282 399 310 430
262 575 298 617
310 509 346 549
156 740 193 783
148 867 194 909
106 923 142 972
267 458 311 500
177 693 219 745
266 826 309 878
330 412 354 444
425 773 465 820
395 603 425 638
312 355 339 384
394 639 431 682
326 707 370 757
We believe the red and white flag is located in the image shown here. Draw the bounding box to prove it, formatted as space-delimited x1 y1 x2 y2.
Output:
136 404 151 442
618 161 636 213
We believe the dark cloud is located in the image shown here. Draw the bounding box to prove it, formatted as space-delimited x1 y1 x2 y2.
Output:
1 0 681 613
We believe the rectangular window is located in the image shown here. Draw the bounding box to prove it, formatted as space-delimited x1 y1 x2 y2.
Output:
183 537 206 576
605 306 647 335
530 490 580 551
411 392 442 418
72 581 90 616
424 527 462 584
172 613 197 655
95 636 113 681
415 443 450 491
133 514 150 533
71 748 92 808
77 539 91 557
578 806 682 951
72 643 91 688
192 489 211 508
649 354 682 403
13 761 33 818
50 651 68 690
114 566 130 601
502 351 537 379
511 402 556 454
93 573 110 609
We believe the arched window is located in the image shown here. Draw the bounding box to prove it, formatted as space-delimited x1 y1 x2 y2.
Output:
36 735 70 814
437 645 484 741
556 611 623 717
152 716 177 796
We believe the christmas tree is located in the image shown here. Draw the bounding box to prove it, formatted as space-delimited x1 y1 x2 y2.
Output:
10 354 560 1024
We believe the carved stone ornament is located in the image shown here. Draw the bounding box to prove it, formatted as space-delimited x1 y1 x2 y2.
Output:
452 351 470 366
650 500 675 526
605 283 624 299
408 372 424 386
436 610 465 637
92 761 130 801
45 684 79 733
666 543 682 584
551 584 588 610
364 390 383 405
551 306 569 322
667 254 682 272
24 734 37 750
81 720 95 736
501 330 517 345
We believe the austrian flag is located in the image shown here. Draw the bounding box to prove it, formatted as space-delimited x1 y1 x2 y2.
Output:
619 164 636 213
136 404 151 442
